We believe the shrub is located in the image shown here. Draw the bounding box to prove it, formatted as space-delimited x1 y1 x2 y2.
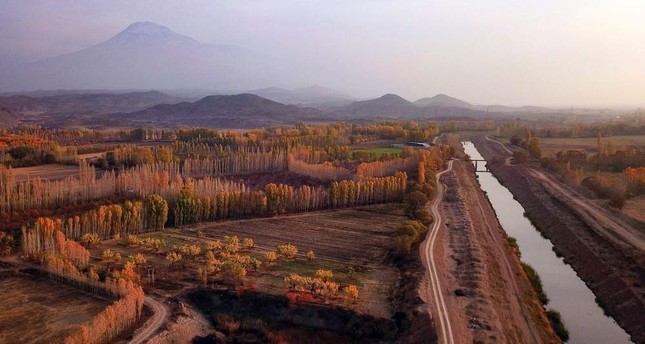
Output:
101 249 116 261
242 237 254 250
221 261 247 285
223 236 240 253
315 269 333 282
306 250 316 263
80 233 100 247
128 253 147 265
276 244 298 259
546 309 569 341
204 240 222 251
166 252 182 265
179 245 202 258
125 235 140 246
265 251 278 263
0 231 14 256
248 257 262 271
522 263 548 305
395 220 427 253
343 285 359 300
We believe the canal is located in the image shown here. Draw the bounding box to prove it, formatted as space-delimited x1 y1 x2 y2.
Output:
462 141 632 344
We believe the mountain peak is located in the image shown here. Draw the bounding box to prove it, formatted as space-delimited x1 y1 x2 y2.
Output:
122 21 173 35
414 93 471 108
109 21 195 45
379 93 410 102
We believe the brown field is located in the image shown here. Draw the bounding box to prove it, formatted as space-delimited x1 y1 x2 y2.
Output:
194 204 404 263
0 273 110 344
622 195 645 223
536 135 645 157
91 204 405 318
12 164 80 182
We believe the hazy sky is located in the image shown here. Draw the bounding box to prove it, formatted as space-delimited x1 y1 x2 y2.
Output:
1 0 644 106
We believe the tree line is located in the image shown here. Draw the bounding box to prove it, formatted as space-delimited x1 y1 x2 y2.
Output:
20 216 146 344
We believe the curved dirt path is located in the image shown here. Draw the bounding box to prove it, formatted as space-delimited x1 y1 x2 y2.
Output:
485 136 513 166
129 296 169 344
422 159 455 344
530 168 645 251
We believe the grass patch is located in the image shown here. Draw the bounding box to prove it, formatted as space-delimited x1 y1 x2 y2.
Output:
594 297 611 316
350 147 402 158
546 309 570 342
507 236 519 250
521 262 549 305
507 236 521 257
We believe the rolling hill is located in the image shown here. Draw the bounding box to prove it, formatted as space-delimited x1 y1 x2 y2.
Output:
340 93 419 118
414 94 472 108
113 93 326 128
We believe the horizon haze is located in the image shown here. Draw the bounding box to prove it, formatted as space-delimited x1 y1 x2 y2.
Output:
1 1 644 108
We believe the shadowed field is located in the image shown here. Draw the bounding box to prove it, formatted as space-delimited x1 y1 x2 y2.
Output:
0 274 110 344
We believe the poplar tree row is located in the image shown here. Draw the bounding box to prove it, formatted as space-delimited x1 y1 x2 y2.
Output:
20 215 145 344
0 161 242 214
287 154 354 182
21 195 167 242
172 173 407 226
356 155 420 178
63 284 144 344
182 149 288 178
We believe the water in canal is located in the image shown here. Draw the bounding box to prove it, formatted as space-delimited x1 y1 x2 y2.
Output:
461 141 632 344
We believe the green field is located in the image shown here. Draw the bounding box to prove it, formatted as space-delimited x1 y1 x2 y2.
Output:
350 147 402 158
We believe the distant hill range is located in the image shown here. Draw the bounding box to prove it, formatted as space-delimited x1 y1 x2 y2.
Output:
246 85 357 107
0 88 613 129
0 91 185 116
337 93 494 119
105 93 327 129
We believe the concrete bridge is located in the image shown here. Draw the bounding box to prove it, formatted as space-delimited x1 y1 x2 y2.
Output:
471 159 490 172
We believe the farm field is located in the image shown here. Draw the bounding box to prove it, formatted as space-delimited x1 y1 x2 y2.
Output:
195 204 404 264
535 135 645 157
11 164 80 182
0 272 110 344
622 195 645 224
350 147 402 158
90 204 405 318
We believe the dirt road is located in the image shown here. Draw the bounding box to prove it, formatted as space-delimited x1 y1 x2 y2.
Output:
530 168 645 252
129 296 169 344
422 159 455 344
486 135 645 252
443 160 555 343
423 134 557 343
